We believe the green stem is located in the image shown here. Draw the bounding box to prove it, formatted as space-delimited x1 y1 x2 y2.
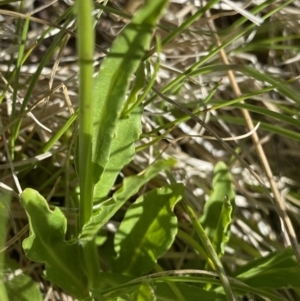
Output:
76 0 95 229
76 1 99 294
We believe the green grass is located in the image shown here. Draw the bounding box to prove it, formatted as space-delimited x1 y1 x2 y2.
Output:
1 1 300 300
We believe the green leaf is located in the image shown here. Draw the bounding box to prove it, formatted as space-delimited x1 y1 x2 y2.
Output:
0 190 11 301
113 183 185 276
155 282 227 301
95 272 134 290
211 195 234 258
233 246 300 293
92 272 134 300
2 257 42 301
93 107 143 203
20 188 89 299
5 276 41 301
188 63 300 106
123 63 146 114
92 0 168 184
94 272 288 301
200 161 235 242
132 281 156 301
80 159 176 243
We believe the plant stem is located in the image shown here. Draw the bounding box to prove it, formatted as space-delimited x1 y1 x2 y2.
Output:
76 0 95 229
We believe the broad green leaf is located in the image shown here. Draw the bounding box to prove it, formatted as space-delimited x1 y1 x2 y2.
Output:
113 183 185 276
80 159 176 242
92 272 134 300
132 281 156 301
95 272 134 289
155 282 226 301
92 0 168 184
200 161 235 241
233 246 300 293
0 190 11 301
5 275 42 301
212 195 234 257
93 107 143 202
20 188 89 299
2 257 42 301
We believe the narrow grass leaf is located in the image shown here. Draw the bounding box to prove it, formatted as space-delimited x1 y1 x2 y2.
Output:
113 183 185 276
213 114 300 142
80 159 176 242
160 0 220 47
97 274 289 301
42 111 78 153
11 17 29 127
159 276 288 301
11 14 72 152
233 246 300 294
20 188 89 299
222 0 263 26
232 103 300 128
129 55 160 114
189 64 300 106
122 64 145 115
